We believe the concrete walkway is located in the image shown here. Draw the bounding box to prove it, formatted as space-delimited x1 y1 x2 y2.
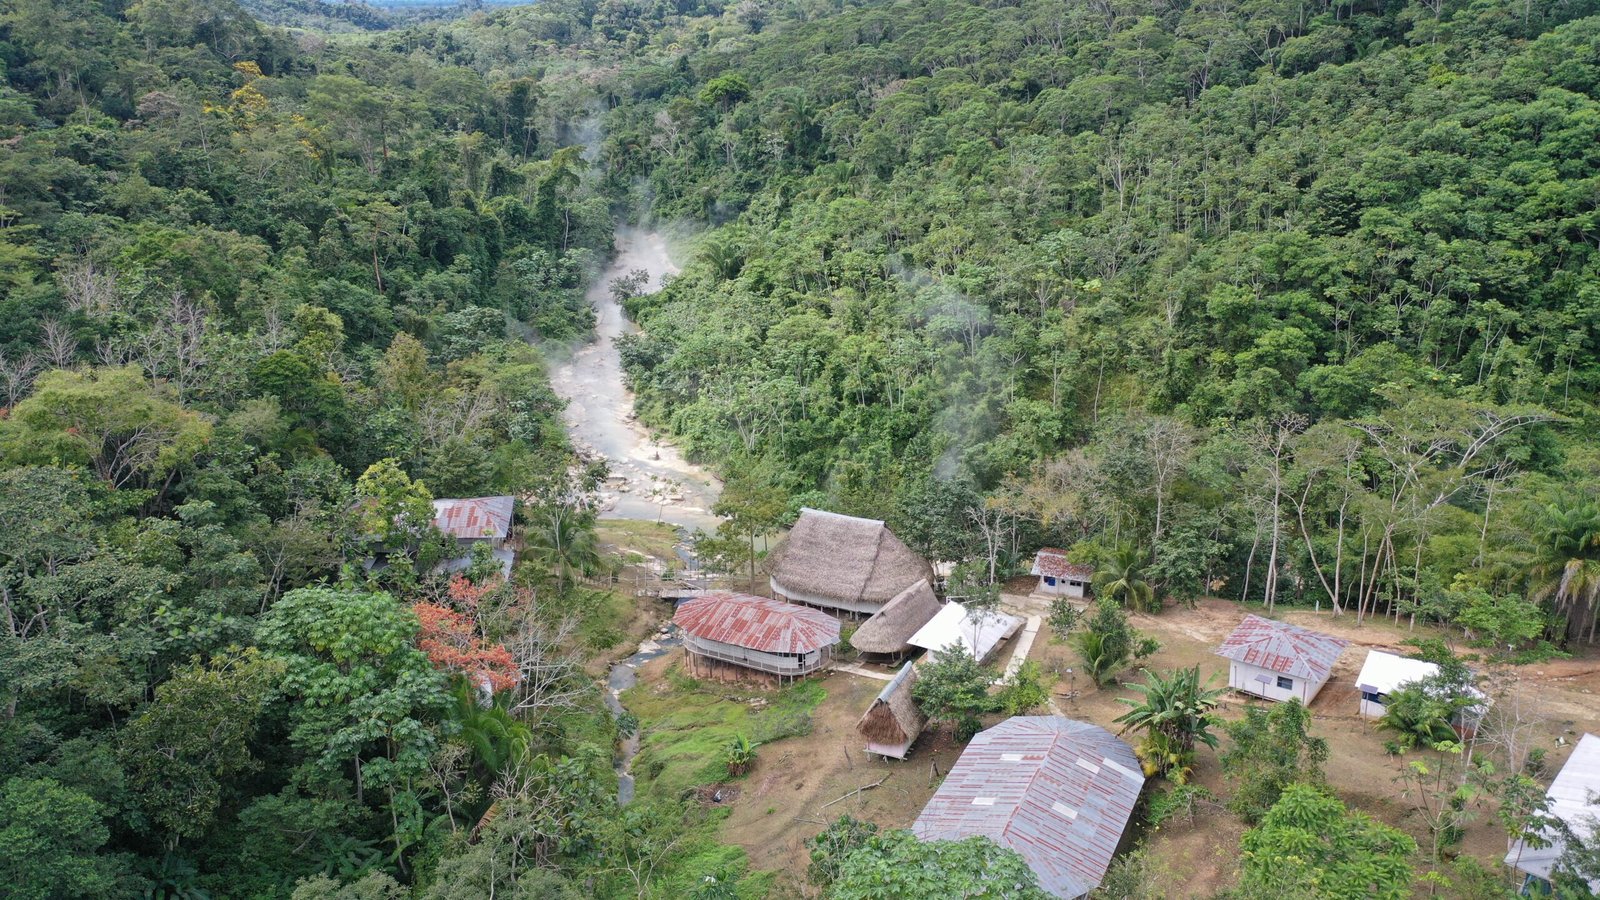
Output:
833 662 895 682
999 615 1042 681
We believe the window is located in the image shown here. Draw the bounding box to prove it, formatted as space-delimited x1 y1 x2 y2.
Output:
1045 576 1057 586
1276 676 1293 690
1361 690 1384 704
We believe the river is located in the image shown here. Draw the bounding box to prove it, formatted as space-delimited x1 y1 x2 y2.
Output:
549 227 719 803
548 228 722 532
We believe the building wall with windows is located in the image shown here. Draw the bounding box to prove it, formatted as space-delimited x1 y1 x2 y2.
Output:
1227 660 1326 704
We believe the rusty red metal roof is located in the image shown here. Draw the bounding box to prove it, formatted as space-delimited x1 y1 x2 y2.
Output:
673 592 841 653
912 717 1144 899
432 497 514 541
1031 548 1094 580
1215 614 1348 682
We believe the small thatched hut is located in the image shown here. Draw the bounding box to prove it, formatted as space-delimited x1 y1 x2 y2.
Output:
849 579 943 660
768 508 933 616
857 662 927 759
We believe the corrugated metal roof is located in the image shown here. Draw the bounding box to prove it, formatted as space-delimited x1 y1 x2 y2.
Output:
1506 733 1600 889
1354 649 1440 695
1031 548 1095 580
432 496 515 540
673 591 841 653
912 717 1144 899
1214 614 1348 681
907 602 1023 663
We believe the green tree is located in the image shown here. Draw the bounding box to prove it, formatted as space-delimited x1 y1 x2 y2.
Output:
0 777 126 900
1072 599 1159 686
1238 785 1416 900
711 457 789 589
997 660 1054 715
1220 698 1329 824
355 458 435 553
523 506 601 593
0 366 211 491
723 734 760 776
258 586 447 847
827 830 1050 900
1113 666 1222 783
1528 498 1600 643
807 815 879 889
1378 648 1481 752
910 644 997 741
119 649 284 847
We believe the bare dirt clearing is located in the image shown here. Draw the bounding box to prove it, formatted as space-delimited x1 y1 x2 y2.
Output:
625 592 1600 897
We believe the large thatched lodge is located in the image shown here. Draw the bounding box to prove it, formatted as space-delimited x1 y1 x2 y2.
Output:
767 508 933 615
673 591 841 683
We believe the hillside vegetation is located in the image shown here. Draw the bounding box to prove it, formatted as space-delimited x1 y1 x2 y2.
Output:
5 0 1600 895
605 0 1600 643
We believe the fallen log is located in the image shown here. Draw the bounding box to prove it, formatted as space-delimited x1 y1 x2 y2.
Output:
820 775 889 810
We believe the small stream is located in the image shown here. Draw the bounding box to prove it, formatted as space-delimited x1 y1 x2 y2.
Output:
549 228 722 803
603 629 682 805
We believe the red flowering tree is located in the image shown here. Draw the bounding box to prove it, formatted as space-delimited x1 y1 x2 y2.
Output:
413 585 519 693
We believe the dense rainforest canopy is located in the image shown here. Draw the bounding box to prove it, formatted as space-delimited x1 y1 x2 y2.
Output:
3 0 1600 894
604 0 1600 646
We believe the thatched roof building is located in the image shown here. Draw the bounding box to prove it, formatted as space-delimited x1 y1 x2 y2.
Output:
857 662 927 759
768 508 933 615
849 579 943 658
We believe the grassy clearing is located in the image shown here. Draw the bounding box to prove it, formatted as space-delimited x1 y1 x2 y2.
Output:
625 667 828 799
596 518 685 566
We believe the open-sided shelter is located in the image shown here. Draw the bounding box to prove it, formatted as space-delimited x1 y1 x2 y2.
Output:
907 601 1023 664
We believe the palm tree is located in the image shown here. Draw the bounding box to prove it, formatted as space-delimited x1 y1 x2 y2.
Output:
1093 543 1158 613
1529 499 1600 643
449 682 532 780
524 505 602 593
1113 666 1223 783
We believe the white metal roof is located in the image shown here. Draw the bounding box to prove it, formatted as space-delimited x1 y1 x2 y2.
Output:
1506 733 1600 888
1354 650 1439 695
908 602 1023 663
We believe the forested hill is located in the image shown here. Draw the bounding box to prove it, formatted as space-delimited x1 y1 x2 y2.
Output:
0 0 731 895
236 0 401 32
605 0 1600 636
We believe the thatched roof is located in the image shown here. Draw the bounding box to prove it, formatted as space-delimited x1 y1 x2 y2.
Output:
849 579 943 655
857 662 926 748
768 508 933 613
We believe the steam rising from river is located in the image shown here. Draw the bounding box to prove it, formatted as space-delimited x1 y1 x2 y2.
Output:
547 227 723 531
